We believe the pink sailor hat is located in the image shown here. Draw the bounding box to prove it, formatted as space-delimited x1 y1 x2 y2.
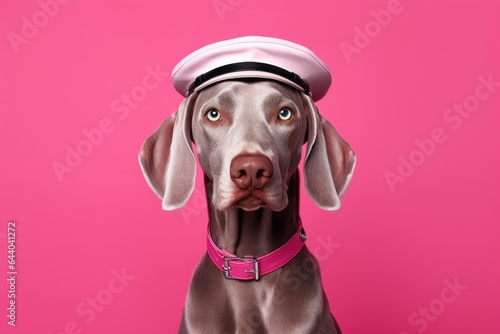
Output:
171 36 332 102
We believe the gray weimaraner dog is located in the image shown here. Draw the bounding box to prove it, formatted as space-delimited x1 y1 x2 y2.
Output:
139 79 355 333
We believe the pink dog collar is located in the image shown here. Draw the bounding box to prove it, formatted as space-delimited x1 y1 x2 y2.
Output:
207 226 307 281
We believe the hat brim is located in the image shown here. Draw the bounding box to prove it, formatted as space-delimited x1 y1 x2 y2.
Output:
192 70 306 95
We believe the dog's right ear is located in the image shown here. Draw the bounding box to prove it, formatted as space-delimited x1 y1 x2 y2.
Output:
138 94 198 210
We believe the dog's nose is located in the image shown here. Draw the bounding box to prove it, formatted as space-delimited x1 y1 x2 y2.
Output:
230 155 273 190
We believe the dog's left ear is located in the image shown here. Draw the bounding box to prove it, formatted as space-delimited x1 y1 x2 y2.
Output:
138 93 198 210
302 95 356 211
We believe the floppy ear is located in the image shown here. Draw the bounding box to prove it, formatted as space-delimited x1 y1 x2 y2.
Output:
138 94 198 210
303 94 356 211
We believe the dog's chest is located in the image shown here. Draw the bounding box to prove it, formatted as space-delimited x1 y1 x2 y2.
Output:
219 272 322 333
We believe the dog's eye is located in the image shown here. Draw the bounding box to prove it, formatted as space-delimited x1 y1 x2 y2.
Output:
206 109 221 122
278 108 292 121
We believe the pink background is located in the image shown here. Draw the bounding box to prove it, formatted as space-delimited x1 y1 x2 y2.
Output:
1 0 499 333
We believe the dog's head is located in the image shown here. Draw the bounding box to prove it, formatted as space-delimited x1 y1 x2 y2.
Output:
139 79 355 212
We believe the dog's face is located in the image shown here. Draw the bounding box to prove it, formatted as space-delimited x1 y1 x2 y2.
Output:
191 80 307 212
139 79 355 212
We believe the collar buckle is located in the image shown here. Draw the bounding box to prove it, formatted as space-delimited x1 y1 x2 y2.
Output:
223 256 260 281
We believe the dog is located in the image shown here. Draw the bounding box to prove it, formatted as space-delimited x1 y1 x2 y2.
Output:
139 36 356 333
139 76 355 333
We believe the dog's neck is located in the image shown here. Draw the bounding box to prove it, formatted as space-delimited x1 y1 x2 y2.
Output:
206 171 301 257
